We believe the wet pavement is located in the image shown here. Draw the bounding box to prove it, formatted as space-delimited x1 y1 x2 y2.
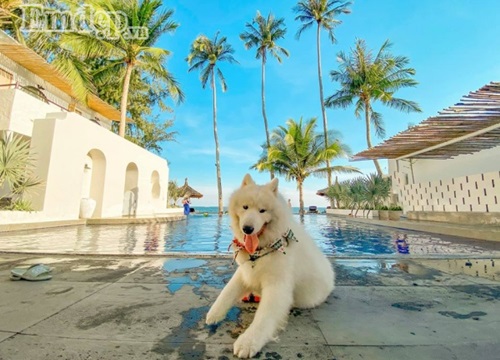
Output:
0 254 499 359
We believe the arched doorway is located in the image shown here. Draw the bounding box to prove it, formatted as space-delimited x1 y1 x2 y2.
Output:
81 149 106 218
123 162 139 216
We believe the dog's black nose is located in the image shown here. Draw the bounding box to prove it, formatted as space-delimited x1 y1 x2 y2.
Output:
242 225 254 235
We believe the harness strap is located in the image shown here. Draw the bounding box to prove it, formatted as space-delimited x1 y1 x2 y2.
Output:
230 229 298 265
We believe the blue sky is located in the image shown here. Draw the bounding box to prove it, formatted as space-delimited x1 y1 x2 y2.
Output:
155 0 500 207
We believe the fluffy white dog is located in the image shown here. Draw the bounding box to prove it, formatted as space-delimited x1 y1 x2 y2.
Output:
206 174 335 358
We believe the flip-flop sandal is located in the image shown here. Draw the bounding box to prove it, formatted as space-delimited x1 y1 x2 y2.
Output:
10 264 53 281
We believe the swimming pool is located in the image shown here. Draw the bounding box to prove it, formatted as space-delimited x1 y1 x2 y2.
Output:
1 214 499 257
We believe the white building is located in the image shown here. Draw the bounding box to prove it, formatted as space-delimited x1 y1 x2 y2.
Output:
0 31 180 225
353 82 500 225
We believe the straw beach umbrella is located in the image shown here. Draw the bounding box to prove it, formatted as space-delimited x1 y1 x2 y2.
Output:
178 178 203 200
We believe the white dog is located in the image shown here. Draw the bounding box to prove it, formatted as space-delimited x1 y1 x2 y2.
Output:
206 174 335 358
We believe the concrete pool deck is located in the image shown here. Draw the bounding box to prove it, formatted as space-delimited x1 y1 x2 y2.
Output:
0 253 499 359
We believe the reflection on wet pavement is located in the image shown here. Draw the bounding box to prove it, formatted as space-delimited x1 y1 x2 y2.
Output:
162 258 230 296
336 257 500 285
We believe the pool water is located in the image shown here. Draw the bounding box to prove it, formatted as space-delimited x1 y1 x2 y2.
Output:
1 214 499 257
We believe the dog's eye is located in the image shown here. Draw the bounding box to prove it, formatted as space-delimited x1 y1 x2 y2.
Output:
243 205 248 210
259 209 266 213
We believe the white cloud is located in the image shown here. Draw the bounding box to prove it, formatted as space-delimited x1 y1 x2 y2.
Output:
184 143 261 164
178 109 207 129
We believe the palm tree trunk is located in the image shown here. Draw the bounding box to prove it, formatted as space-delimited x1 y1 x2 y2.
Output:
316 23 332 189
119 63 134 137
211 69 223 216
364 99 383 176
298 180 305 215
261 54 274 180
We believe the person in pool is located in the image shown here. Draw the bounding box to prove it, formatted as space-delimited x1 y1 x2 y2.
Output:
182 198 190 215
395 234 409 254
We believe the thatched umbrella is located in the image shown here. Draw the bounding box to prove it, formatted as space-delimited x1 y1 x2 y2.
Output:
317 175 339 197
179 178 203 199
316 187 328 197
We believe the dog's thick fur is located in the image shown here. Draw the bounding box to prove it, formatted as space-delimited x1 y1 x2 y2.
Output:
206 174 335 358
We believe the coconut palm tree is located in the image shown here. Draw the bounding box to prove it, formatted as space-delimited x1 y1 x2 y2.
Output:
187 32 238 216
59 0 184 137
252 117 360 214
293 0 352 189
240 11 289 180
325 39 421 176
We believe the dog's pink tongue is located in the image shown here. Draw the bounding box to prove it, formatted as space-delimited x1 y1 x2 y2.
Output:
244 234 259 254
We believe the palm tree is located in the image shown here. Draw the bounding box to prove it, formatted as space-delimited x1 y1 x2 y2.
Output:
361 173 391 216
187 32 238 215
240 11 289 180
325 180 349 208
325 174 391 217
293 0 352 189
0 0 23 43
325 39 421 176
60 0 184 137
167 179 181 207
252 117 360 214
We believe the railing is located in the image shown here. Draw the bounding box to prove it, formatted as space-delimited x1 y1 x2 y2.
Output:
0 82 107 128
0 82 69 112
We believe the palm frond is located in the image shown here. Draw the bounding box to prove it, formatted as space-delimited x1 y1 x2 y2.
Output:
187 32 237 91
216 68 227 92
385 97 422 113
326 36 420 156
370 111 386 138
52 51 96 101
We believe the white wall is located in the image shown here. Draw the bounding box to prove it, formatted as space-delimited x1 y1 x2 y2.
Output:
0 89 14 130
0 88 61 136
389 146 500 213
393 147 499 183
28 113 169 220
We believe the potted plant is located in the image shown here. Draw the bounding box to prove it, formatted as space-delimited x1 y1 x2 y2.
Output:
388 205 403 220
378 205 389 220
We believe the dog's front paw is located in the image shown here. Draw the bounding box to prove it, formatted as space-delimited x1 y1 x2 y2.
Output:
206 305 226 325
233 331 265 359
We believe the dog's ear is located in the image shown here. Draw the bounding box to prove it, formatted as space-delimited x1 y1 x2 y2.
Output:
241 173 255 187
266 177 279 195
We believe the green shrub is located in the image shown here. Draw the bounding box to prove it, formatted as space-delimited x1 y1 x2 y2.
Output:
0 132 41 210
390 205 403 211
7 199 34 211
